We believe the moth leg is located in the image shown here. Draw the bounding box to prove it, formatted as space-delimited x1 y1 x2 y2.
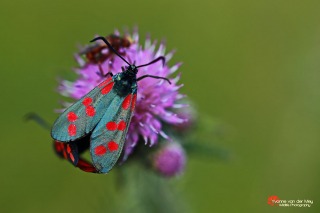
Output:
98 63 104 76
103 72 113 77
96 63 113 78
137 75 171 84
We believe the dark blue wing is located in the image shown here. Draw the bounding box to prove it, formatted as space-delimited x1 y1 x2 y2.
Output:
51 77 117 142
90 90 137 173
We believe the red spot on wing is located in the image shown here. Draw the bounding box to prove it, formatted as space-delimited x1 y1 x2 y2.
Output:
122 94 132 110
98 77 112 88
131 94 137 111
106 121 117 131
118 120 126 131
108 141 119 152
86 106 96 117
67 112 78 122
82 97 93 106
94 145 107 156
68 124 77 136
101 82 114 95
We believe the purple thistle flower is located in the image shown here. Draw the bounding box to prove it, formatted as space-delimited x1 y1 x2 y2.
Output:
152 142 186 177
58 29 188 161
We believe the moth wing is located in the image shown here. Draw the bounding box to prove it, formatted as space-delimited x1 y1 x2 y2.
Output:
54 140 79 165
51 77 117 142
90 91 137 173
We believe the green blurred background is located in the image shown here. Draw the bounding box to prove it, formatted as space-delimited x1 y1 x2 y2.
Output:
1 0 320 212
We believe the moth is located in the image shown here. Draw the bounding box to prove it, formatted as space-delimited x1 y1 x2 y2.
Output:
51 36 170 173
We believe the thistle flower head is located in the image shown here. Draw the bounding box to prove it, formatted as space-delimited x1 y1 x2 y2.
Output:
152 142 186 177
58 29 188 161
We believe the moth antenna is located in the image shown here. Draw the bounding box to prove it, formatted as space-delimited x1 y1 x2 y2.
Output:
137 56 166 68
90 36 131 66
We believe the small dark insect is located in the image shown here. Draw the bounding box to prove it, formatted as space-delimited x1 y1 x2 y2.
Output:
80 34 132 64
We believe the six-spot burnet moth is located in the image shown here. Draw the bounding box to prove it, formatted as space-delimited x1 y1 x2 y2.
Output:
51 36 171 174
